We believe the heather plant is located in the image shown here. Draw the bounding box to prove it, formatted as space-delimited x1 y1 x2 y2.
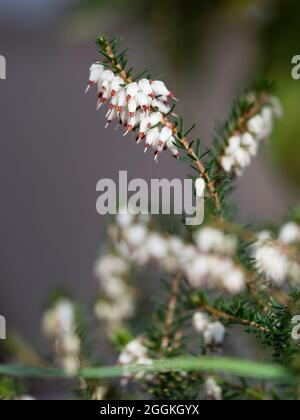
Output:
0 35 300 401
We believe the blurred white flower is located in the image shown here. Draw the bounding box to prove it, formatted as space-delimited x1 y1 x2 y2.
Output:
205 377 223 400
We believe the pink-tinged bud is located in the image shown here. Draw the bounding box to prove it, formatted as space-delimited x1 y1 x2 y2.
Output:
138 79 153 98
128 98 138 118
150 80 171 98
126 82 139 103
137 92 150 113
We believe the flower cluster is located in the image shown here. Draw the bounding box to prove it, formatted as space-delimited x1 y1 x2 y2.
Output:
220 95 282 176
204 377 223 400
192 312 226 347
86 63 179 160
118 337 153 382
42 299 81 376
94 253 135 331
109 213 246 295
252 223 300 287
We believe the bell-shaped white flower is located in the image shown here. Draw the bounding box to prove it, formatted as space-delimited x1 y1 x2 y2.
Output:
117 89 127 113
138 79 154 98
110 76 124 97
137 92 150 113
166 137 179 158
195 177 205 198
128 98 138 118
157 126 173 150
126 82 139 102
86 63 104 93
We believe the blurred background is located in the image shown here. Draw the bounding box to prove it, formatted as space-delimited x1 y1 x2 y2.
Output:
0 0 300 396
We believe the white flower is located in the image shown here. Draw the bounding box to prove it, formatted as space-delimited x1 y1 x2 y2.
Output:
195 227 224 254
124 224 148 248
222 268 246 295
205 377 223 400
139 79 154 98
100 276 127 299
61 333 81 355
204 322 226 346
86 63 104 92
193 312 210 333
110 76 124 97
42 299 75 338
195 227 237 256
86 61 180 160
221 155 234 172
150 80 172 98
241 132 258 156
145 233 168 260
247 114 264 137
253 243 289 286
126 82 139 102
279 222 300 244
233 147 251 168
195 177 205 198
118 337 152 382
94 254 128 281
116 212 134 228
62 355 79 376
227 135 241 154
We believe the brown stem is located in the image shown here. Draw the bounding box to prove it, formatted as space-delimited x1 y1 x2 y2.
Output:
101 39 222 214
198 301 270 334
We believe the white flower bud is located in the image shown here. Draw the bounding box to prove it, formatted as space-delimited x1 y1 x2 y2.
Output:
151 80 171 98
279 222 300 244
204 322 225 346
146 233 168 259
247 114 264 137
193 312 210 333
221 155 234 172
110 76 124 97
166 137 179 158
128 98 138 117
137 92 150 113
124 224 148 248
151 99 171 115
222 268 246 295
117 89 126 113
233 147 251 168
126 82 139 102
158 127 173 150
138 79 154 98
227 135 241 154
205 377 223 400
195 177 205 198
145 127 160 152
86 63 104 92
